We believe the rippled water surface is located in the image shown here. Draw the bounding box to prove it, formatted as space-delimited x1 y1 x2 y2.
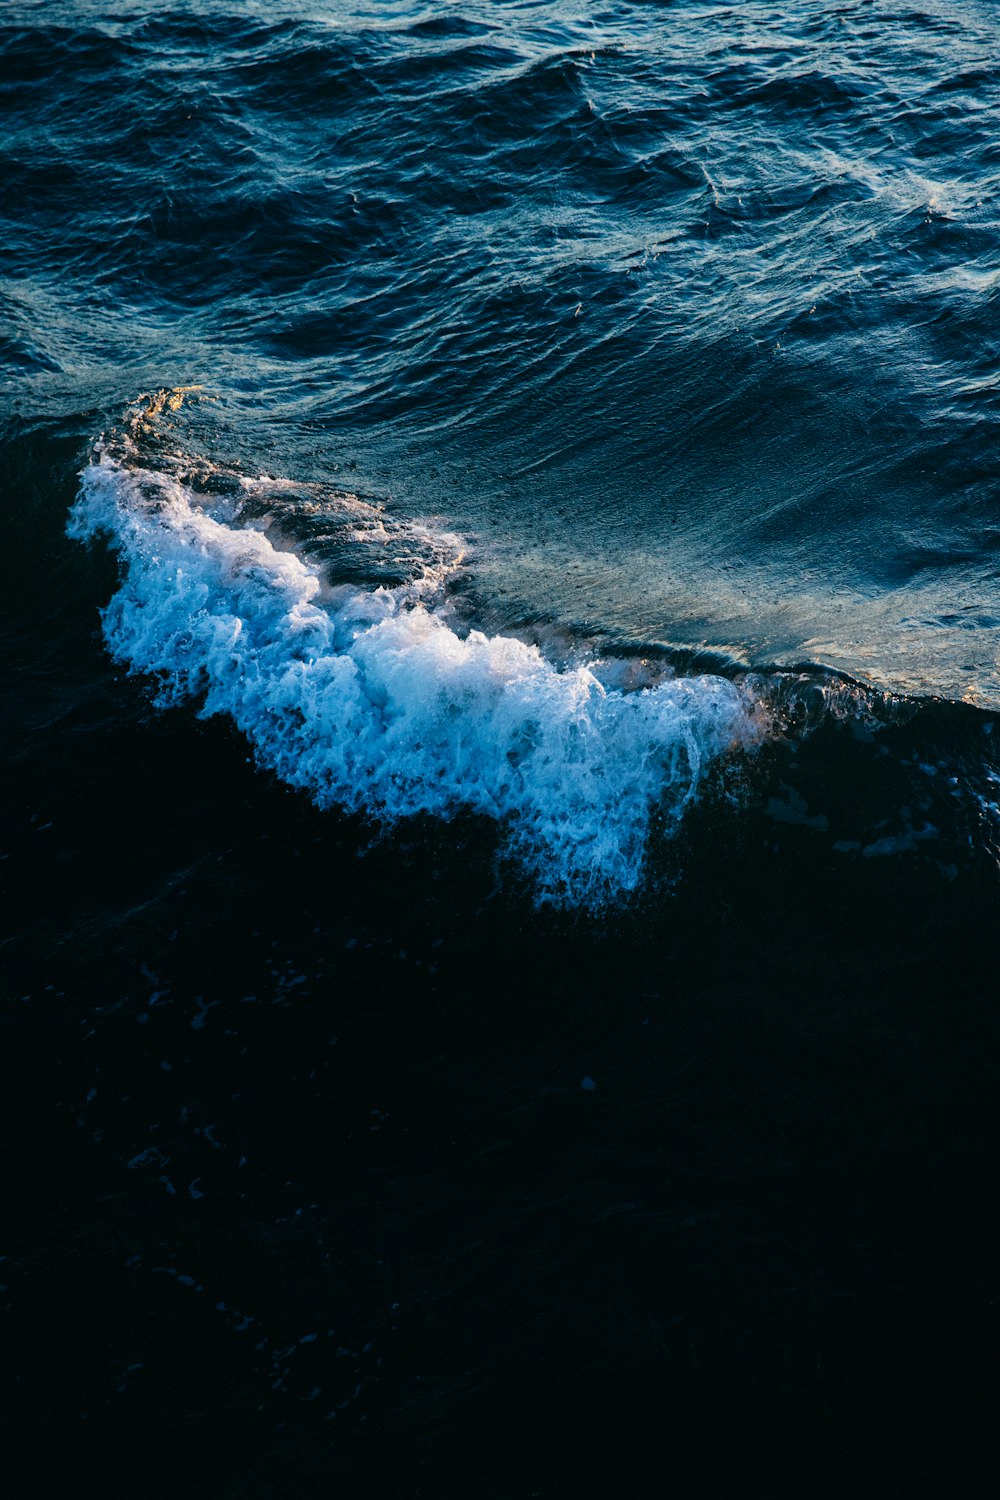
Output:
8 0 1000 702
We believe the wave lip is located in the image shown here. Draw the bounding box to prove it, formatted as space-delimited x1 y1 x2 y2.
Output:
70 448 763 907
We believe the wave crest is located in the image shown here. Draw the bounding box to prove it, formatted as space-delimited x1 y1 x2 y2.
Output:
70 441 763 906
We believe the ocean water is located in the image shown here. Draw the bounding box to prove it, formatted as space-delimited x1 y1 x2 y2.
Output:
3 2 999 1494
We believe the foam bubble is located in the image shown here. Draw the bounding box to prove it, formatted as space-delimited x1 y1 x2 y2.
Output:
69 453 763 906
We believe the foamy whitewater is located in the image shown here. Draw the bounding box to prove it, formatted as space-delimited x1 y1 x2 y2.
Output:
70 446 763 906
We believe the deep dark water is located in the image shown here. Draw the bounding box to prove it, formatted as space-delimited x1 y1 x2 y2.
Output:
4 0 1000 1494
4 667 999 1498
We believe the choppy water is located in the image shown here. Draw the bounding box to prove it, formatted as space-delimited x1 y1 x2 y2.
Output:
3 2 999 1493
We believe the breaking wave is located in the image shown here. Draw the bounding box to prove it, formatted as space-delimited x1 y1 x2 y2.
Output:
69 413 764 906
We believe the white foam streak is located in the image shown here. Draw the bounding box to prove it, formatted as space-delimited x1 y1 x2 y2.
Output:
70 456 762 905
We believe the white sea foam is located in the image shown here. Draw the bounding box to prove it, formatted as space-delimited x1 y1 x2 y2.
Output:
69 452 763 906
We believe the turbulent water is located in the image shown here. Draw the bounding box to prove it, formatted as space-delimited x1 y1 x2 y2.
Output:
70 401 764 906
4 3 1000 1494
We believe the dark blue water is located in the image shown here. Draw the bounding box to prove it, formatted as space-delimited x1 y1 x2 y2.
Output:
3 3 999 1494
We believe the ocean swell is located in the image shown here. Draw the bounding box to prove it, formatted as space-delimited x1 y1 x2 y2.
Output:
69 446 763 906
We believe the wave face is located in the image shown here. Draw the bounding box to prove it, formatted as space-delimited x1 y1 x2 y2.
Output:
70 425 762 906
